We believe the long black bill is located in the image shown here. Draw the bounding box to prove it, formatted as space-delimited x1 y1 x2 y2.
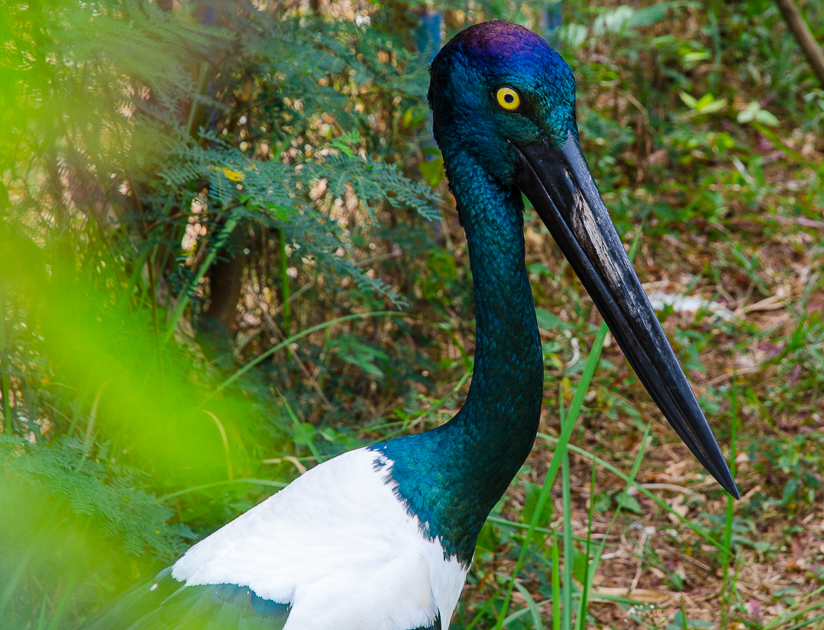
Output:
515 130 739 499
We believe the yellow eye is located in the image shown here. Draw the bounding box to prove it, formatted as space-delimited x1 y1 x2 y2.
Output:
496 87 520 111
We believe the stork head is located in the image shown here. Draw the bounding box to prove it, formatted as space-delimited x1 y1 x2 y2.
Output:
428 21 739 499
429 21 576 186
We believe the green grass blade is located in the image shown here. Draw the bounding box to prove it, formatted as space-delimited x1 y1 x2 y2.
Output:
576 462 597 630
45 576 76 630
485 515 591 544
537 434 730 553
559 386 572 630
216 311 404 392
494 320 609 629
577 423 652 617
731 556 746 617
783 613 824 630
763 586 824 630
493 225 644 628
552 530 561 630
510 577 545 630
36 595 47 630
501 607 532 625
281 392 323 464
369 370 472 444
0 539 37 615
464 583 507 630
113 243 153 315
587 593 657 606
158 478 287 502
562 448 573 630
721 372 739 629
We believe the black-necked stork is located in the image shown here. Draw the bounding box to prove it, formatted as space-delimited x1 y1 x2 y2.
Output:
81 20 737 630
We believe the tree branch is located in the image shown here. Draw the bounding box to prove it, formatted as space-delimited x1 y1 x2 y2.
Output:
775 0 824 88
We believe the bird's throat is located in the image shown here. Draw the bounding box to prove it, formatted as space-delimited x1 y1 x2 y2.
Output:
372 152 544 564
456 160 545 443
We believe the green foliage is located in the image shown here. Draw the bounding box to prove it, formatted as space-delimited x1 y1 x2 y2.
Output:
332 335 389 378
0 0 450 625
748 432 824 510
666 611 713 630
0 436 192 559
1 0 824 626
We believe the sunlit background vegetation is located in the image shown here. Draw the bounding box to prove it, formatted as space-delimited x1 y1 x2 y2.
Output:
1 0 823 627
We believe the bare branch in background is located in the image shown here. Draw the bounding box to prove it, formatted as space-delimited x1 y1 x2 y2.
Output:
775 0 824 88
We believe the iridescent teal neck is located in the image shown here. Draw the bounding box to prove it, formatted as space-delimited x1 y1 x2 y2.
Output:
454 152 543 432
371 150 543 564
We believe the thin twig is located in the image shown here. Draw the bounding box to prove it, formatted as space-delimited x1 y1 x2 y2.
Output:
774 0 824 88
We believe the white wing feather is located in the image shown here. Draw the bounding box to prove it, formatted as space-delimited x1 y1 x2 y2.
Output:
172 448 467 630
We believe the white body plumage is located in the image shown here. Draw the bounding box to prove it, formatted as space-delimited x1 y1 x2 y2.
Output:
171 448 467 630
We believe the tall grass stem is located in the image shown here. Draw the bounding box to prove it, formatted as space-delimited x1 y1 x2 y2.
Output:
493 320 608 629
721 370 739 628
